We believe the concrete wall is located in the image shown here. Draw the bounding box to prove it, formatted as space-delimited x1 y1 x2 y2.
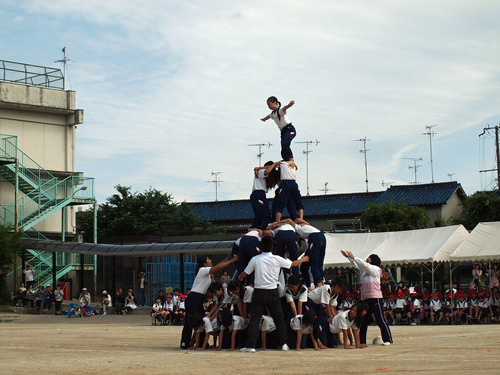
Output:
0 81 83 234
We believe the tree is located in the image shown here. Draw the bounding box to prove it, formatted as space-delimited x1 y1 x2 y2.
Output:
455 191 500 230
0 225 22 304
359 201 429 232
77 185 219 242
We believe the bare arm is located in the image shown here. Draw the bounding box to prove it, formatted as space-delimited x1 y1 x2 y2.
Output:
210 253 238 274
261 115 271 122
291 256 309 268
282 100 295 114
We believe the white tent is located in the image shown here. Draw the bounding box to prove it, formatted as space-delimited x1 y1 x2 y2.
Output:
324 225 470 268
450 221 500 263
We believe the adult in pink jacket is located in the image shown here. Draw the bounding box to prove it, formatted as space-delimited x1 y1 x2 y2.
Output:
341 250 393 346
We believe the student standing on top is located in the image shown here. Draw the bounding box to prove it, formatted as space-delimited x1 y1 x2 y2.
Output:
250 161 280 230
260 96 296 162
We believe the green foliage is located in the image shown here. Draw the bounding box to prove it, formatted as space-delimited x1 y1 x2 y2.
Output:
77 185 220 241
455 191 500 230
360 200 429 232
0 225 22 304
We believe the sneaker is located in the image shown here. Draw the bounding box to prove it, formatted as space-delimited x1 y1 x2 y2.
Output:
240 347 247 352
246 348 256 353
103 312 107 316
410 322 417 326
382 342 392 346
282 344 289 351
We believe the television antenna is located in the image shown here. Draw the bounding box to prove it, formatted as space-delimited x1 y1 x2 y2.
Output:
447 173 456 181
355 137 370 192
381 180 393 188
206 172 223 202
422 125 437 183
248 142 272 166
319 182 330 195
54 47 73 90
479 125 500 190
296 139 320 195
403 157 423 184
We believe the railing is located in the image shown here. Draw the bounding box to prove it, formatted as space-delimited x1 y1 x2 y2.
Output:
0 60 64 90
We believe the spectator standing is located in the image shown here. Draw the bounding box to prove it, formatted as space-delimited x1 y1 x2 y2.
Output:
53 285 64 315
137 272 148 306
23 265 35 289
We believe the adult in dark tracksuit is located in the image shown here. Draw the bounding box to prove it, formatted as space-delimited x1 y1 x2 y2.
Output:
238 235 309 352
341 250 393 346
250 161 281 229
180 254 238 349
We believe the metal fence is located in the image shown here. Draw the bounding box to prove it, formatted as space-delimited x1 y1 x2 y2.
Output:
0 59 64 90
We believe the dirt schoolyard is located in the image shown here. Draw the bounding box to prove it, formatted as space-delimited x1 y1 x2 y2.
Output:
1 313 499 374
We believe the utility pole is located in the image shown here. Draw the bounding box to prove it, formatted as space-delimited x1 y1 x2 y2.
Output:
479 125 500 190
248 142 272 166
355 137 370 192
296 140 320 196
403 157 423 185
422 125 437 183
206 172 223 202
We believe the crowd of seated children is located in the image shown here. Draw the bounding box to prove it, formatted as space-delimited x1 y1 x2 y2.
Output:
151 291 188 326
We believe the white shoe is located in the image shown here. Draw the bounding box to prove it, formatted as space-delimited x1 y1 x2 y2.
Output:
382 342 392 346
103 312 107 316
282 344 289 351
240 347 247 352
246 348 256 352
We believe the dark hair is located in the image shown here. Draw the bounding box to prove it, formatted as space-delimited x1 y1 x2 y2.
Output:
227 281 240 293
287 275 302 287
220 309 233 328
266 166 281 190
196 255 210 275
209 282 223 294
369 254 381 267
260 235 274 252
267 96 280 107
188 310 203 328
330 279 346 292
302 310 315 325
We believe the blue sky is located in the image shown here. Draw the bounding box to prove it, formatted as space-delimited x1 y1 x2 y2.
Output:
2 0 500 204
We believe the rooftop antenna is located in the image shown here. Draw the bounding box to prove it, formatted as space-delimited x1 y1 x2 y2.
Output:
206 172 223 202
319 182 330 195
248 142 272 166
422 125 437 183
447 173 456 181
381 180 393 188
479 124 500 190
54 47 72 90
296 139 320 196
403 157 423 184
355 137 370 192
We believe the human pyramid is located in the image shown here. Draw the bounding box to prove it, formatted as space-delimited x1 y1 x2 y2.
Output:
180 97 386 352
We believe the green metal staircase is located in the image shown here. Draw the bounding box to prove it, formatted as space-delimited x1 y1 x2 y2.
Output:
0 134 95 286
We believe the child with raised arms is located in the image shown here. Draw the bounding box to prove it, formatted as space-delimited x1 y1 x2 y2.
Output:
260 96 296 162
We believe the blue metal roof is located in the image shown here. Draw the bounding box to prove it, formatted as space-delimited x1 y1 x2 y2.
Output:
189 182 465 223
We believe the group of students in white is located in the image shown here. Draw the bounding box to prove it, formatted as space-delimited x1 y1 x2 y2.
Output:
383 285 500 325
178 96 393 351
150 290 187 325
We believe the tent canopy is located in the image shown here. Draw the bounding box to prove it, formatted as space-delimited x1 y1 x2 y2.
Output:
324 225 469 268
450 221 500 263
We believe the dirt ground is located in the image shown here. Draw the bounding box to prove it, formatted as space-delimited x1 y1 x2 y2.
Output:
1 313 499 375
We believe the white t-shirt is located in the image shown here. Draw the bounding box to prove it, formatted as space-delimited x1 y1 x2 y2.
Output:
294 224 320 239
196 316 219 333
223 290 240 305
221 315 248 331
252 169 268 192
23 269 35 281
395 298 406 309
430 299 442 310
259 315 276 332
279 161 297 181
244 252 292 290
308 285 332 305
243 286 254 303
328 310 356 333
269 108 291 130
290 315 313 334
285 285 308 304
191 267 212 294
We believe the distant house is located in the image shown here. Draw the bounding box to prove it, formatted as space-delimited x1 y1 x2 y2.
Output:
189 181 466 233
